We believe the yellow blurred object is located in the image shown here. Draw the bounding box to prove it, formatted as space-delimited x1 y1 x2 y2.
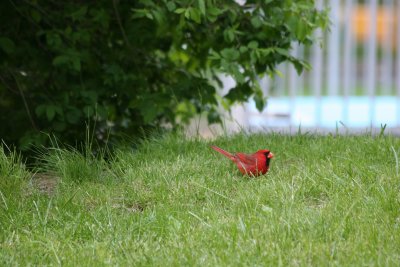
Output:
351 5 397 48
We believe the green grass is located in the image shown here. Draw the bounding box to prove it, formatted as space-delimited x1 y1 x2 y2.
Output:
1 132 400 266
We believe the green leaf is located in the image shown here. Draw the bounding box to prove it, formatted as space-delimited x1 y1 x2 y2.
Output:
189 8 201 23
0 37 15 54
250 51 257 63
145 12 154 20
228 9 237 23
83 105 94 117
92 8 110 28
131 9 149 19
174 8 186 14
46 106 56 121
254 84 266 111
207 7 222 16
286 16 306 39
198 0 206 15
46 32 62 48
53 54 81 71
71 6 88 21
248 41 259 49
259 48 273 57
66 108 82 124
166 1 176 12
274 47 290 57
71 30 91 44
254 95 265 111
206 6 222 22
97 106 108 118
35 105 46 117
52 55 70 66
207 108 221 124
301 60 311 71
224 83 252 102
274 69 284 78
175 101 197 123
223 29 235 43
141 104 158 123
209 50 220 60
54 106 63 116
81 90 98 102
206 15 217 23
251 16 263 28
221 48 240 61
31 10 41 23
292 59 311 75
184 8 191 19
239 46 248 53
71 57 81 71
293 62 303 75
231 66 245 84
296 20 308 40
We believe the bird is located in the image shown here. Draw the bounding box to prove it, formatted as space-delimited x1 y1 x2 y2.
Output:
211 145 274 176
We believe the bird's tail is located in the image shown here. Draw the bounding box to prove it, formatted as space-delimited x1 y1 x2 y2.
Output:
211 145 235 161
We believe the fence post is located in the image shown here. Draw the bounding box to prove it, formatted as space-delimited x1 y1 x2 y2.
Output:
365 0 378 125
327 0 340 96
343 0 355 125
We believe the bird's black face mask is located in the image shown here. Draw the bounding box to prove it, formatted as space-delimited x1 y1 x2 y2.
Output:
264 151 271 167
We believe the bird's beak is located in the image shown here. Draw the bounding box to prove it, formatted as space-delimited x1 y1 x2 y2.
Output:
268 152 274 159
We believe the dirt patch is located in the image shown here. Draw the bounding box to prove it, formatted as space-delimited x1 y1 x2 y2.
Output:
31 172 59 196
112 202 145 213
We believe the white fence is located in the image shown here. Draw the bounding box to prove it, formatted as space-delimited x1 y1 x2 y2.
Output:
235 0 400 132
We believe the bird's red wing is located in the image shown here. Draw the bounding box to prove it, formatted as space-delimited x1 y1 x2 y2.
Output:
234 153 258 165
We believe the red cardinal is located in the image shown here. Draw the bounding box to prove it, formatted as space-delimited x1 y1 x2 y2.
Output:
211 146 274 176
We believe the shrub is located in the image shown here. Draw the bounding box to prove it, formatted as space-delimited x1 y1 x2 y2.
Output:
0 0 328 150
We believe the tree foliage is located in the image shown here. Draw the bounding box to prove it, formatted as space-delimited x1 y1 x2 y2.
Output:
0 0 328 150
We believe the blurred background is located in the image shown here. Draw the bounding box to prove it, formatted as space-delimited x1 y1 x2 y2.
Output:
204 0 400 136
1 1 396 150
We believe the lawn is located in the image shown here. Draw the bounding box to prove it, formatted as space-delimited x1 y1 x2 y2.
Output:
1 132 400 266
